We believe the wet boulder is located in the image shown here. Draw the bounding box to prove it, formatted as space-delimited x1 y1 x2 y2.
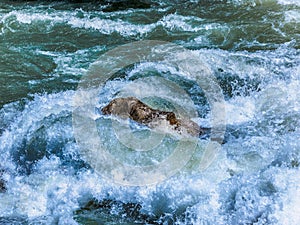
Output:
102 97 206 137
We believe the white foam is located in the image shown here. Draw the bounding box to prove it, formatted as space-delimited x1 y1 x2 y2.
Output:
225 96 255 125
158 14 205 32
0 91 75 159
278 0 300 6
1 9 226 37
284 10 300 23
270 168 300 224
68 16 155 36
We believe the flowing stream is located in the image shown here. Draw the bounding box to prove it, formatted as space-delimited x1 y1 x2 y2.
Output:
0 0 299 224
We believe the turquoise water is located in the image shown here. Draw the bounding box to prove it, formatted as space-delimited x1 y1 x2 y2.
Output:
0 0 299 224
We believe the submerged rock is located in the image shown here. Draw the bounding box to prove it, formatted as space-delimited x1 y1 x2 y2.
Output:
74 199 159 224
0 169 6 193
102 97 206 137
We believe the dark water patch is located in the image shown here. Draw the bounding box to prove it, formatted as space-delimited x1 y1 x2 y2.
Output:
0 99 28 135
290 159 300 168
74 198 189 225
0 76 78 109
74 198 160 225
1 0 155 12
216 73 261 99
103 0 153 12
0 169 6 193
11 111 87 175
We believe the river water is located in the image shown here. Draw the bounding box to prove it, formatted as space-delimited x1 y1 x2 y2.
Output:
0 0 299 224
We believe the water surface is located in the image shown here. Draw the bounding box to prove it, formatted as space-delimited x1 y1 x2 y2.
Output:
0 0 299 224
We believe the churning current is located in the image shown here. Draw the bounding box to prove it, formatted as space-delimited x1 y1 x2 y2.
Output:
0 0 299 224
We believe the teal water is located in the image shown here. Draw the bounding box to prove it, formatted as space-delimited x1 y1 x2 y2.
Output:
0 0 299 224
